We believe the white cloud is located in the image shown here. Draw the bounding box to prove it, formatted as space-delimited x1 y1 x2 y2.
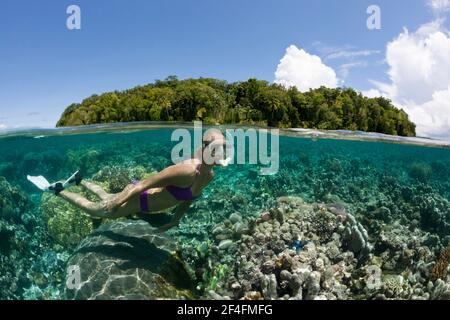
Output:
310 42 378 80
368 20 450 138
361 88 384 98
427 0 450 13
339 61 367 78
275 45 339 91
369 79 397 99
0 124 7 130
379 20 450 104
405 86 450 138
311 42 353 56
327 50 380 60
311 42 380 61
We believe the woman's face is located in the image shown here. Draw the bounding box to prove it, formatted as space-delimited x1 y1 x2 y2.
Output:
202 135 230 166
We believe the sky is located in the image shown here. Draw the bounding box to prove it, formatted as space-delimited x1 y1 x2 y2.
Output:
0 0 449 138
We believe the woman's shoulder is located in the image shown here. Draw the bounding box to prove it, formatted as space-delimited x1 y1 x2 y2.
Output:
166 161 199 178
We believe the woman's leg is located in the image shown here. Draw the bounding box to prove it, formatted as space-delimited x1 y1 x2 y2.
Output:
58 189 136 219
58 190 108 218
79 180 111 200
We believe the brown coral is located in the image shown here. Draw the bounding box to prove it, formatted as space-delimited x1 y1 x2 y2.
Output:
431 246 450 281
241 291 263 300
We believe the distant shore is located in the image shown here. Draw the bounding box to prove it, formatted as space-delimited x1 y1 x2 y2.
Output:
55 77 417 137
2 121 449 149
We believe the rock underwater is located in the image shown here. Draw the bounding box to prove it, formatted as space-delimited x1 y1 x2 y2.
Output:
41 192 94 248
64 219 196 300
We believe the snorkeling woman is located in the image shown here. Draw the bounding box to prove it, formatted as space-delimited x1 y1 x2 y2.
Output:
27 129 229 231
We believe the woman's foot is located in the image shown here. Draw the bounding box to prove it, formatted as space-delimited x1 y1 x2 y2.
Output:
65 170 83 187
45 171 82 196
48 182 65 195
46 171 83 196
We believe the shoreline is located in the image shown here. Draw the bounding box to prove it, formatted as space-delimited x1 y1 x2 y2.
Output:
1 121 449 149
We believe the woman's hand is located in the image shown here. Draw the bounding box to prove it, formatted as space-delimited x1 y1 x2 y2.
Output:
101 198 120 214
157 201 192 233
158 201 192 232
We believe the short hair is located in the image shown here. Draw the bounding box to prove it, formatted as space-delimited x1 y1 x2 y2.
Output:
202 128 225 144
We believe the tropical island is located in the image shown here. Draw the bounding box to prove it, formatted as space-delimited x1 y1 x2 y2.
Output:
57 76 416 137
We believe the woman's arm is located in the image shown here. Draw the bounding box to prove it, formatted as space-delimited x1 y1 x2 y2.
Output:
158 201 192 232
109 164 195 210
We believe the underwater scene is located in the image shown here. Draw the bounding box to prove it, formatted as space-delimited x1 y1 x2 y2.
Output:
0 123 449 300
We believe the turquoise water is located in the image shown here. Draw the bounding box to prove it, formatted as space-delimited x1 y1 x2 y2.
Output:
1 123 449 299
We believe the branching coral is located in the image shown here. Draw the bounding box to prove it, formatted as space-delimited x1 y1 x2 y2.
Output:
431 246 450 281
201 264 230 292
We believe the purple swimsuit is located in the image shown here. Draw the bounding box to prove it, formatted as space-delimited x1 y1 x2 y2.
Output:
166 185 200 201
132 180 150 213
133 165 201 214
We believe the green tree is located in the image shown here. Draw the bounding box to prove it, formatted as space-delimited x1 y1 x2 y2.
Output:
56 77 416 137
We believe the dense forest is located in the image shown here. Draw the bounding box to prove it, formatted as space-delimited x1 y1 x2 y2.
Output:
56 76 416 136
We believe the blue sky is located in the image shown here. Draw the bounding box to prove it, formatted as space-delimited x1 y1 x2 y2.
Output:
0 0 447 131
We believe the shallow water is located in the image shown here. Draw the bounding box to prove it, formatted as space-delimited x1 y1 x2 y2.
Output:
1 123 449 299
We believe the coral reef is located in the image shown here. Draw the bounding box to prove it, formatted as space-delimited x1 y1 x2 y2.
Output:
339 208 372 262
22 251 70 300
429 279 450 300
40 191 94 248
186 196 449 300
91 165 148 193
431 246 450 281
409 163 432 183
0 177 56 299
202 197 364 300
1 126 450 300
0 176 32 224
39 165 155 248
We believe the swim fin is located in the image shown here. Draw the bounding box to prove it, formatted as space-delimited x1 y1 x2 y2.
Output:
64 170 82 187
27 175 65 195
27 175 51 191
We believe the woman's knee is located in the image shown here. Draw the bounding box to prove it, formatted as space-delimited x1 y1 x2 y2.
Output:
82 202 107 218
87 200 131 219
